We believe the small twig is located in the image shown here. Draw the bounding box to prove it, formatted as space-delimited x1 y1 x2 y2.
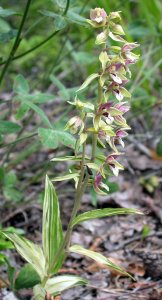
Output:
110 232 162 252
1 132 37 149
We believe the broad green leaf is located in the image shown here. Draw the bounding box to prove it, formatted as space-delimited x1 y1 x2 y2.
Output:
44 275 88 296
52 173 79 182
15 264 41 290
1 232 46 280
4 171 17 187
3 187 22 202
67 10 87 26
0 238 13 250
56 130 76 149
50 74 70 101
72 51 95 65
77 73 99 92
0 29 17 43
0 121 21 134
0 7 17 17
38 128 59 149
39 10 58 18
70 245 133 278
13 74 30 94
0 18 10 33
38 128 76 149
42 176 64 273
14 98 52 128
15 103 29 120
54 15 67 30
72 208 143 227
31 93 54 104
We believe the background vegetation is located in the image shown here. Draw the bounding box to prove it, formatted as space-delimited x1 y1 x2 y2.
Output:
0 0 162 298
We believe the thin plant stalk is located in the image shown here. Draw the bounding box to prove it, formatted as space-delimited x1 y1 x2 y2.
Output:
0 0 32 86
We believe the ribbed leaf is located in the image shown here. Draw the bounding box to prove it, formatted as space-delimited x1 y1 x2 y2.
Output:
51 156 82 162
44 275 88 296
70 245 134 279
33 285 46 300
13 74 30 94
51 155 90 162
2 232 45 280
77 73 99 92
72 208 143 227
38 128 76 149
42 176 64 274
52 173 79 182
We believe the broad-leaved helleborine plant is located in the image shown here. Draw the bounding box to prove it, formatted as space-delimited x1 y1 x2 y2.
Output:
2 8 142 300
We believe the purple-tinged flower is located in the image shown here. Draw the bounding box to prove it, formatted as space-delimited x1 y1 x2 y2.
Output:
105 153 124 176
122 42 139 52
106 128 128 151
94 172 102 189
65 116 84 134
116 129 128 138
125 59 137 65
94 172 109 195
97 101 129 127
106 81 131 101
98 102 113 113
90 8 107 24
110 73 122 84
113 89 124 101
114 102 130 113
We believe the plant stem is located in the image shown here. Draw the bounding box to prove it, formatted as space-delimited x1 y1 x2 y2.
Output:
0 0 32 86
48 141 87 275
91 133 97 162
92 78 103 161
97 80 103 105
0 1 71 68
48 71 103 280
63 0 70 16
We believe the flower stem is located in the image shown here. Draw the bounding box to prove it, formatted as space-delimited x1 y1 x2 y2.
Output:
48 141 87 275
92 78 103 162
48 72 103 279
0 0 32 87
